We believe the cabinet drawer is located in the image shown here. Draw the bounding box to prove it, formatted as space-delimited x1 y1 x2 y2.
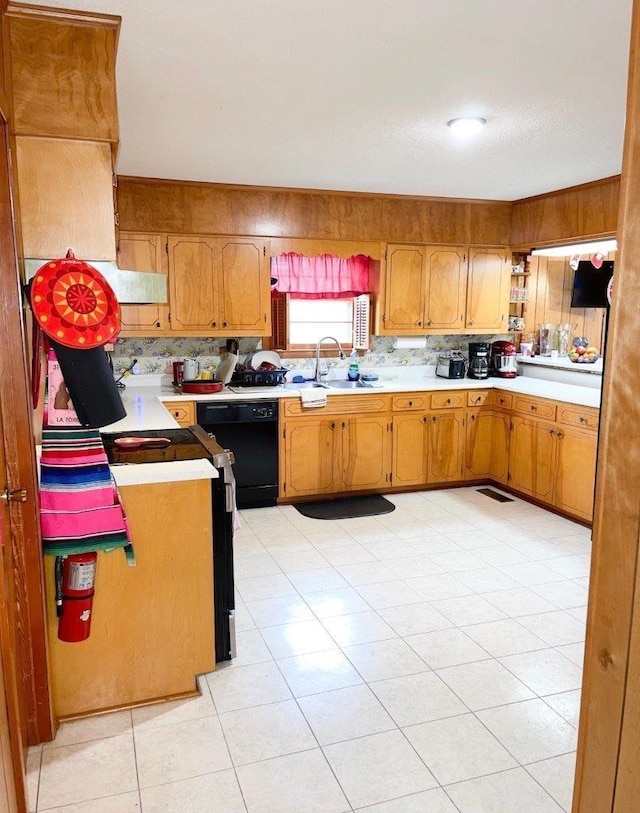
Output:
163 400 195 426
557 404 600 431
512 396 556 421
431 392 465 409
467 390 490 407
493 392 513 410
392 395 428 411
281 394 390 418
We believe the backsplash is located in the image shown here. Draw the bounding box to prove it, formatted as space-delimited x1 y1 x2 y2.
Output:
113 334 510 375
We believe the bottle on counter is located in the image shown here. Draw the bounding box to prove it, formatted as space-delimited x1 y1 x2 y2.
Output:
347 350 360 381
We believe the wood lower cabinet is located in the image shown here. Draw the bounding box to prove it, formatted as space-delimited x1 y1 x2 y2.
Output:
427 411 465 483
466 410 493 479
392 413 428 487
508 416 556 502
281 418 340 498
342 415 392 491
554 426 598 521
163 400 195 428
281 411 391 499
168 235 270 336
118 232 168 334
490 412 511 484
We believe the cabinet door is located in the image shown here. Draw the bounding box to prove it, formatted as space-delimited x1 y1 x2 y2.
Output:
427 411 465 483
282 420 339 498
466 248 510 331
392 414 428 487
168 236 218 333
490 412 511 485
465 410 493 479
16 136 116 260
508 416 555 502
382 245 425 333
554 427 598 521
118 233 168 333
423 246 466 331
218 237 270 335
342 416 391 491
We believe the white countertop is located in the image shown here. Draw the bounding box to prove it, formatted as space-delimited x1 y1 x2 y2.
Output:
111 459 218 487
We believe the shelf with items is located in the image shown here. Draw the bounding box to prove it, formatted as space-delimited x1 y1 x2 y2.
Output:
508 253 532 341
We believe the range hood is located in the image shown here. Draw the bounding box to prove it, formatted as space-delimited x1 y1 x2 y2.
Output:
24 259 168 304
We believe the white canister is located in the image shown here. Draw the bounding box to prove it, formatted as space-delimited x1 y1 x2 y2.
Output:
183 358 199 380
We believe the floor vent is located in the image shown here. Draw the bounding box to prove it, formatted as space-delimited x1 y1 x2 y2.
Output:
476 487 514 503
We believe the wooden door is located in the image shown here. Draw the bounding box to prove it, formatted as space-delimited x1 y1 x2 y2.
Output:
218 237 270 335
282 419 339 498
427 412 465 483
168 236 218 333
117 232 169 333
16 136 116 260
342 416 391 492
423 246 466 331
465 410 493 479
554 427 598 521
508 416 555 502
466 248 510 331
382 245 425 333
392 414 428 487
490 412 511 485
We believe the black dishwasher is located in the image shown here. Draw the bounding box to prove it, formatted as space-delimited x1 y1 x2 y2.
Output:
197 401 279 509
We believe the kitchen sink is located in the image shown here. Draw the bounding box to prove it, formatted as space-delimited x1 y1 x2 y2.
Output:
282 381 329 390
326 380 370 389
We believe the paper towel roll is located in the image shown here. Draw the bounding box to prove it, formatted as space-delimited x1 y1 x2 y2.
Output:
393 337 427 349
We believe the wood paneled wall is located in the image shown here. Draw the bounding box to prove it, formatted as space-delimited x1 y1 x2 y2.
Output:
527 256 607 350
512 176 620 249
117 177 513 246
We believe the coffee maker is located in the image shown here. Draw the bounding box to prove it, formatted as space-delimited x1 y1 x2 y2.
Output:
490 340 518 378
468 342 490 379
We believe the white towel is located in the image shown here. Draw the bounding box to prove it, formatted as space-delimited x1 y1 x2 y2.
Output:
300 388 327 408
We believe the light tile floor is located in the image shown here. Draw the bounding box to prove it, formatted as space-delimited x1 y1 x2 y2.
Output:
27 487 589 812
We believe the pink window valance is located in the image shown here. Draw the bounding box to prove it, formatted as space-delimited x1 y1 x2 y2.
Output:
271 252 371 299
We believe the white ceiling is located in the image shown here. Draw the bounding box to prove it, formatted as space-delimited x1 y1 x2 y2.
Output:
34 0 633 200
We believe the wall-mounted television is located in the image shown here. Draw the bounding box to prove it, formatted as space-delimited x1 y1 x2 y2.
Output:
570 260 614 308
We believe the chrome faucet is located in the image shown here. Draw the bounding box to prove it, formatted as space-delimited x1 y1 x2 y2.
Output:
314 336 346 382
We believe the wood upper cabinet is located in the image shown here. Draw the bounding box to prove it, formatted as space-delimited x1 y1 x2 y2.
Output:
427 411 465 483
553 426 598 521
117 233 168 333
382 245 425 332
508 416 556 502
465 410 493 479
342 416 391 491
466 248 510 331
423 246 466 330
168 235 270 335
377 243 508 335
218 238 270 333
281 419 340 498
16 137 116 261
392 413 428 487
7 6 119 142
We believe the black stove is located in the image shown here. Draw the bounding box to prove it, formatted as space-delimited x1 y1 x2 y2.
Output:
102 427 210 466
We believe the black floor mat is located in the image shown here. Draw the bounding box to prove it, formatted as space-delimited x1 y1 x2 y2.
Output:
476 487 514 503
294 495 396 520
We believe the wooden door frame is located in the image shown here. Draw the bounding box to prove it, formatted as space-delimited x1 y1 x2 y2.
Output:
0 0 53 748
573 0 640 809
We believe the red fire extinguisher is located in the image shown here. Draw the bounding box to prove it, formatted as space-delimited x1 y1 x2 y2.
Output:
56 552 97 642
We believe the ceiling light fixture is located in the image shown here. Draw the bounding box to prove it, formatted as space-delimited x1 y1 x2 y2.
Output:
531 239 618 257
447 117 486 137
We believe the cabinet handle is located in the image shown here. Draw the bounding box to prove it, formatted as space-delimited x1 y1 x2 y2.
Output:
530 405 537 412
211 321 217 327
475 396 481 403
579 416 586 423
432 416 437 423
557 431 563 438
470 415 475 422
331 422 336 430
223 321 228 327
549 428 554 435
417 320 423 327
468 319 474 327
499 398 505 404
427 320 433 327
342 421 346 429
446 398 451 404
155 321 161 328
408 401 413 406
423 416 427 423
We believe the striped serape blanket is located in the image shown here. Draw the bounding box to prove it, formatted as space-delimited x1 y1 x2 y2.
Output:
40 427 135 564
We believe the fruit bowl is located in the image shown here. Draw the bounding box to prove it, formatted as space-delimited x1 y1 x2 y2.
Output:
568 345 600 364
